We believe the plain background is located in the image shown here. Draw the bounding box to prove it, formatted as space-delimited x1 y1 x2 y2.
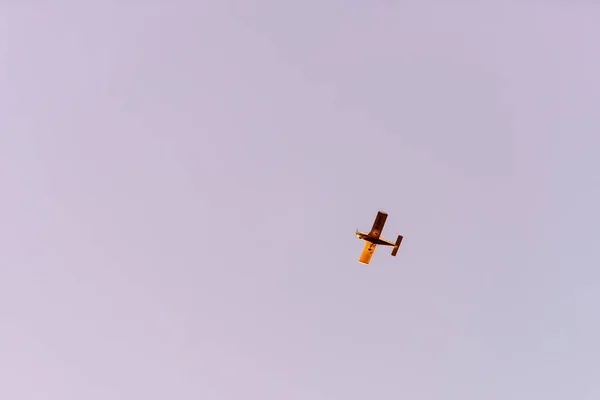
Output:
2 2 599 399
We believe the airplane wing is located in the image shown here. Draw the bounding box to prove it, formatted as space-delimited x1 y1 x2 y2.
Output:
358 242 376 264
368 211 387 239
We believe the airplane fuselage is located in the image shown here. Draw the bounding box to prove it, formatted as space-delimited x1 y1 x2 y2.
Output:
355 231 394 246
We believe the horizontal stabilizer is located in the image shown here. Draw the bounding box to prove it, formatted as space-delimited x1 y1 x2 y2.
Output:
391 235 403 256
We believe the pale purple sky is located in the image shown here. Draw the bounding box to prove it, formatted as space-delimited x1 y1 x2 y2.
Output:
2 2 600 399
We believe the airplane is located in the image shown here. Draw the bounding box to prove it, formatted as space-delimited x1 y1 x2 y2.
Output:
355 211 403 265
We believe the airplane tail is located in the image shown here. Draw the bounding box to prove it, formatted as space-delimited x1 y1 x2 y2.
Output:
391 235 403 256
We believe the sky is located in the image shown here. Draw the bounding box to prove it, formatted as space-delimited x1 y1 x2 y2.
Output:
1 2 600 399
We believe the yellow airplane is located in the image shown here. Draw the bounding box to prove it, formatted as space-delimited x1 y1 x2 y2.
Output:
355 211 403 265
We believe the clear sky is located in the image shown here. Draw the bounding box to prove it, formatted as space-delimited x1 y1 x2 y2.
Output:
2 2 599 399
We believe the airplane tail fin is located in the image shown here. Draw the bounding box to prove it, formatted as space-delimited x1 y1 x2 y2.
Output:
391 235 403 256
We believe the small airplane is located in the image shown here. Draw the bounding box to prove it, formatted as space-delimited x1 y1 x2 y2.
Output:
355 211 403 265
